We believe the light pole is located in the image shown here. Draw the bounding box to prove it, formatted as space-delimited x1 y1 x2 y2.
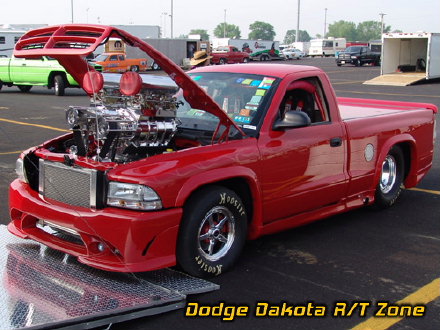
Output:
324 8 328 37
223 9 227 38
295 0 300 42
170 0 174 38
71 0 74 23
379 13 386 36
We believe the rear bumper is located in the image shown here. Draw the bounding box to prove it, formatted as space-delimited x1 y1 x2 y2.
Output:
8 179 183 272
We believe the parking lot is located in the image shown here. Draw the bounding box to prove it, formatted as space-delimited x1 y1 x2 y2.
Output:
0 57 439 330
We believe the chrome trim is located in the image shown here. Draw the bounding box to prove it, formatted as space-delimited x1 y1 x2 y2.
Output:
37 219 80 237
38 158 45 198
39 160 98 208
90 169 98 209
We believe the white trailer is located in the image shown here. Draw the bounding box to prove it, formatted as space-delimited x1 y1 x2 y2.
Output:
211 38 282 61
309 38 346 57
291 42 310 55
0 30 25 57
364 32 440 86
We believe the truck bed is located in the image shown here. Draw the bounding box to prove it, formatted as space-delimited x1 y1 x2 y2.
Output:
338 97 438 120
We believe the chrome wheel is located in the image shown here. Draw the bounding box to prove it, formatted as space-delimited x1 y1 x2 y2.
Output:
197 206 235 262
380 155 397 194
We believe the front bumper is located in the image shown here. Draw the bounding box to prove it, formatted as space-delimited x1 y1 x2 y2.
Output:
8 179 183 272
336 57 356 65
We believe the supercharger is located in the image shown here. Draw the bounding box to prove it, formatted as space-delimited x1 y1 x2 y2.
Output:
64 74 181 163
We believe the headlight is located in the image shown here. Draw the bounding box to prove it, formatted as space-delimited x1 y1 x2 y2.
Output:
107 182 162 210
15 158 28 183
351 56 358 59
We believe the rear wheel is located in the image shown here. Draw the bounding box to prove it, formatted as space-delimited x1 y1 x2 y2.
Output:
261 55 270 61
17 85 32 93
374 146 404 209
219 58 227 65
54 75 66 96
177 186 247 278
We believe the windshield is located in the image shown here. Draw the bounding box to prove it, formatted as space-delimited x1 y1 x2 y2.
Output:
94 54 108 61
345 46 362 52
177 72 279 132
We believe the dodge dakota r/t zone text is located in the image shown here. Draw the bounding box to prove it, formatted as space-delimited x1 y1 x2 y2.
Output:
8 25 437 278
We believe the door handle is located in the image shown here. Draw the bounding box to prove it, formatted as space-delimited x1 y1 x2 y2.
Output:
330 137 342 147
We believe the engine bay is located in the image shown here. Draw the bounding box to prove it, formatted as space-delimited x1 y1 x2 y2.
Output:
63 72 193 163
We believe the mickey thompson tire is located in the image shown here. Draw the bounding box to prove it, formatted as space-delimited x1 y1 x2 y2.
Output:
177 186 247 278
374 146 404 209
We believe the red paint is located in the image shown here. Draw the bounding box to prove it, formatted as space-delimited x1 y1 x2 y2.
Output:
9 24 437 273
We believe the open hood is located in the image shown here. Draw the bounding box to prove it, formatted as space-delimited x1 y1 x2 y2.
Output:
14 24 242 135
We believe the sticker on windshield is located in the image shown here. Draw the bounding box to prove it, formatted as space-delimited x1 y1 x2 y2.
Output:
233 115 252 124
241 79 253 85
249 95 262 104
236 78 245 83
259 77 275 89
250 80 262 87
255 89 266 96
243 125 257 130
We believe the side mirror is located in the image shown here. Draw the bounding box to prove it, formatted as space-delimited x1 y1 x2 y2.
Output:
273 111 311 130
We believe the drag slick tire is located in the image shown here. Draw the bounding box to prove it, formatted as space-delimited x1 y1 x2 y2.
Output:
177 186 247 278
374 146 404 209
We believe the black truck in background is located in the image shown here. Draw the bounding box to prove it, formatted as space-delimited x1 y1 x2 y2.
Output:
336 46 381 67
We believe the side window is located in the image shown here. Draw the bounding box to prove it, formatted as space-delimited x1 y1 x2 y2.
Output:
279 77 330 124
118 55 124 61
110 55 118 61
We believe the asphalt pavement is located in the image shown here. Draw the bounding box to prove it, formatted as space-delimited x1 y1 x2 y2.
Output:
0 57 439 330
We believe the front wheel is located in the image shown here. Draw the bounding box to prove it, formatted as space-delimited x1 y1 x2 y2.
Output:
219 58 227 65
177 186 247 278
130 65 139 72
374 146 404 209
243 57 249 63
151 62 161 70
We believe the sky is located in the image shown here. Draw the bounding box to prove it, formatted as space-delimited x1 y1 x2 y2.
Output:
1 0 439 41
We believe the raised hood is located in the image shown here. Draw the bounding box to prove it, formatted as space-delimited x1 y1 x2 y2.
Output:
14 24 242 134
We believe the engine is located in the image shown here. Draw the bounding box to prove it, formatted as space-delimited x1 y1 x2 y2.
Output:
65 74 181 163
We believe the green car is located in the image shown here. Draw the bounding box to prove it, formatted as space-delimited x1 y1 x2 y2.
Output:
0 56 101 96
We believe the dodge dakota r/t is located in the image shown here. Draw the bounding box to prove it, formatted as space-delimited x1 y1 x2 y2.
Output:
8 25 437 278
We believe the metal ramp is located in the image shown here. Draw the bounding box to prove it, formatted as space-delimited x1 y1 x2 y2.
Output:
0 225 219 330
363 72 426 86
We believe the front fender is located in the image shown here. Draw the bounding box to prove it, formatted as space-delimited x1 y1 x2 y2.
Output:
175 166 264 239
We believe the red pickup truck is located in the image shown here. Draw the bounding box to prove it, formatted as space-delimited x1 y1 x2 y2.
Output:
9 25 437 278
210 45 250 65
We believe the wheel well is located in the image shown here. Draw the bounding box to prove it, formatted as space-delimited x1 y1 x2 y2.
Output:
395 142 412 181
184 178 254 224
48 72 66 87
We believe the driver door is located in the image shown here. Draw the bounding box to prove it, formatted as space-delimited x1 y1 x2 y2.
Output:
257 76 348 223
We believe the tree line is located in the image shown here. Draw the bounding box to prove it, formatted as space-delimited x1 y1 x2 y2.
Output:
183 20 398 43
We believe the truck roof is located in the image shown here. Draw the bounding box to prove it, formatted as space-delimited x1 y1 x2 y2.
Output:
189 63 321 78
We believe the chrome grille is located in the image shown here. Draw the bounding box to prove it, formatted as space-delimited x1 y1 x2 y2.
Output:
39 160 97 208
